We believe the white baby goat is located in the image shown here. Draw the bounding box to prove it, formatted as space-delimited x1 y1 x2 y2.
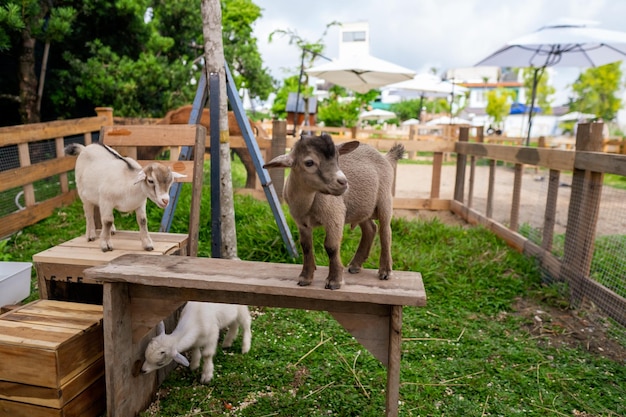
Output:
141 301 252 384
65 142 185 252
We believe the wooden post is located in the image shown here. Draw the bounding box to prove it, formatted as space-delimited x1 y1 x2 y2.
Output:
453 127 469 202
542 169 560 252
408 125 416 160
95 107 114 125
467 126 483 208
510 163 523 231
561 122 604 305
270 120 287 200
385 305 402 417
486 159 496 218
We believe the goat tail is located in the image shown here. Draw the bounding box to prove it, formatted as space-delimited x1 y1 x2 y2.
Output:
64 143 85 156
386 143 405 166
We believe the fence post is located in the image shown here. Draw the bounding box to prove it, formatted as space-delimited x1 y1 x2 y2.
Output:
453 127 469 202
467 126 483 208
270 119 287 200
561 122 604 306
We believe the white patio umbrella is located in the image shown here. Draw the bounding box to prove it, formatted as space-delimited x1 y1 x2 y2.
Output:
386 73 468 98
557 111 597 122
475 17 626 145
386 73 468 121
306 54 415 94
358 109 397 121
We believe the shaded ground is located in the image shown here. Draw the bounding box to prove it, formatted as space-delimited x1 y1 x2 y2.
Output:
393 164 626 363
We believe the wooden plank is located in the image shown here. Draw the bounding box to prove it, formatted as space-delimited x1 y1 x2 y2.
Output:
0 157 76 192
455 142 575 171
574 151 626 176
0 356 103 409
100 125 204 147
486 159 495 218
86 254 426 308
0 190 77 239
33 242 181 267
330 311 391 365
0 116 107 145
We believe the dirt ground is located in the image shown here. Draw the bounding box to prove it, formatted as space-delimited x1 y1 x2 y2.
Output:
393 164 626 363
393 164 626 236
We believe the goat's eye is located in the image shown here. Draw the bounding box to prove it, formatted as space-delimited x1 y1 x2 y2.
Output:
147 179 155 185
304 160 315 168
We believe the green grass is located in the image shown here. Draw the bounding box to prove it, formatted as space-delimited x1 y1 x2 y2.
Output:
2 157 626 416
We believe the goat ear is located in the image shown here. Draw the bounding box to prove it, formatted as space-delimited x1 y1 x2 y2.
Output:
156 321 165 335
336 141 360 155
171 171 186 179
134 170 147 184
173 351 190 367
263 154 293 169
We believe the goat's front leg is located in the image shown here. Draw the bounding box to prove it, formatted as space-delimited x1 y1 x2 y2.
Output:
324 220 345 290
200 334 219 384
297 226 316 286
98 205 115 252
377 214 393 280
348 219 377 274
82 201 98 242
136 203 154 251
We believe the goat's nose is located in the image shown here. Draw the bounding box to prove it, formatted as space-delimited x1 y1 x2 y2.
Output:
162 197 169 206
337 177 347 186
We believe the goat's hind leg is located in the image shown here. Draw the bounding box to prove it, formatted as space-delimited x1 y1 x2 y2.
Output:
348 219 377 274
82 201 98 242
377 215 393 280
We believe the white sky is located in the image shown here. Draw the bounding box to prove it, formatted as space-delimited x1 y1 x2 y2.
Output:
252 0 626 105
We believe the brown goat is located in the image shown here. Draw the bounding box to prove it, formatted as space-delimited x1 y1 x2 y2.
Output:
264 133 404 290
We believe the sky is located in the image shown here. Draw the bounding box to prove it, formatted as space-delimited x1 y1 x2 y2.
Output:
252 0 626 106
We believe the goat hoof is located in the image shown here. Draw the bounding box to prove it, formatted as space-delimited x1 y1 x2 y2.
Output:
348 265 361 274
297 278 312 287
378 271 391 280
325 281 342 290
144 245 154 251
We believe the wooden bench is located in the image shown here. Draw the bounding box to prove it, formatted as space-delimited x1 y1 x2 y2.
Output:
84 254 426 417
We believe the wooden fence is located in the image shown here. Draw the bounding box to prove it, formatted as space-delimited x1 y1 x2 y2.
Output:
0 108 113 238
1 112 625 329
451 123 626 328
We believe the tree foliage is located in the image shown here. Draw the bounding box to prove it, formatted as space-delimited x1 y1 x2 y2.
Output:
486 88 515 128
389 97 450 121
570 62 623 121
521 68 555 114
0 0 274 124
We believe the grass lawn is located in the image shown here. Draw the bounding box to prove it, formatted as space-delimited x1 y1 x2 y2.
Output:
2 158 625 416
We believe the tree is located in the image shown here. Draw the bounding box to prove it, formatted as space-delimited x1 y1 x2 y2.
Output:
0 0 274 124
486 88 515 130
521 68 555 114
570 62 623 121
201 0 237 259
269 21 339 120
0 1 76 123
389 97 450 121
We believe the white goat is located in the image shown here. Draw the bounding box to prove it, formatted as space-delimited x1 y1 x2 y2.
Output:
65 143 185 252
141 302 252 384
264 133 404 290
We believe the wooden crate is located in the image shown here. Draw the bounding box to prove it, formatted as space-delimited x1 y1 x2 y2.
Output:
33 230 188 304
0 300 105 417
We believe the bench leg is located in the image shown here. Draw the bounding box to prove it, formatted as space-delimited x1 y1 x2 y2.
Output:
386 305 402 417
